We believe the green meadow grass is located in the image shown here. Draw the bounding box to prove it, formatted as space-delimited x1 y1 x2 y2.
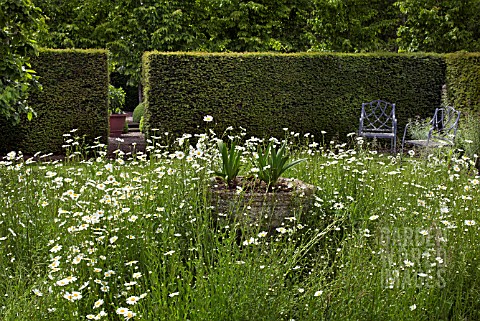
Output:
0 130 479 321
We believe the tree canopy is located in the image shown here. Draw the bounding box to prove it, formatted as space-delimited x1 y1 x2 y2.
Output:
395 0 480 52
1 0 45 123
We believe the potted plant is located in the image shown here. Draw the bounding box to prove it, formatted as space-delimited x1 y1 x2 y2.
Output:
108 84 127 137
211 139 315 230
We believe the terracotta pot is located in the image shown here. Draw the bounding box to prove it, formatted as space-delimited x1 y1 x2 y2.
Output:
109 114 127 137
211 177 316 230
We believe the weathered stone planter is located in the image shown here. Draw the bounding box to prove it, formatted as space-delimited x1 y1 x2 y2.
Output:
210 177 316 230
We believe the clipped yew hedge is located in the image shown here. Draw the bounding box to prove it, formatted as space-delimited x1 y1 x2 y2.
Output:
445 53 480 114
143 52 445 141
0 49 109 154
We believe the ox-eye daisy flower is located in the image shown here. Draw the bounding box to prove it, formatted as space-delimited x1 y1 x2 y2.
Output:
71 291 82 301
50 244 62 253
93 299 104 308
126 296 140 305
314 290 323 297
333 202 344 210
63 292 73 301
32 288 43 296
124 310 136 320
258 231 268 238
104 270 115 277
276 227 287 234
132 272 142 279
116 307 129 315
404 260 414 267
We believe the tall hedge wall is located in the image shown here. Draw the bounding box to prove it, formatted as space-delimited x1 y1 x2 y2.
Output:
143 52 445 141
0 49 109 154
445 53 480 115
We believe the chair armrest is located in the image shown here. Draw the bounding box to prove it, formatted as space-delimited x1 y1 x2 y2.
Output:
402 122 411 146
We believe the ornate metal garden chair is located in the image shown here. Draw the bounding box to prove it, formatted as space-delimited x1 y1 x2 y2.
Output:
358 100 397 153
401 106 461 154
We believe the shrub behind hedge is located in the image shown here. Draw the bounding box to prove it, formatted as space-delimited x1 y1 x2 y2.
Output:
133 102 145 123
0 49 109 154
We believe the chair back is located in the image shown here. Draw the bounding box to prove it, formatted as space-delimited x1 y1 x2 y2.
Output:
359 100 396 134
430 106 461 143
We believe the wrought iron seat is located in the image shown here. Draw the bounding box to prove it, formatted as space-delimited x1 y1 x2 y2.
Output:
358 100 397 153
401 106 460 154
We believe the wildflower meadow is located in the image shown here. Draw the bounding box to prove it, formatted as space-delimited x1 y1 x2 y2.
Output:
0 124 479 321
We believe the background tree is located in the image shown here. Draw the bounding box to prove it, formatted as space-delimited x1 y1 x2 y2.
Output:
307 0 399 52
0 0 45 123
34 0 112 49
196 0 314 52
395 0 480 52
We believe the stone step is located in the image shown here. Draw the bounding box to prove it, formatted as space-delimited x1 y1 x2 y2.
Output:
108 131 146 157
